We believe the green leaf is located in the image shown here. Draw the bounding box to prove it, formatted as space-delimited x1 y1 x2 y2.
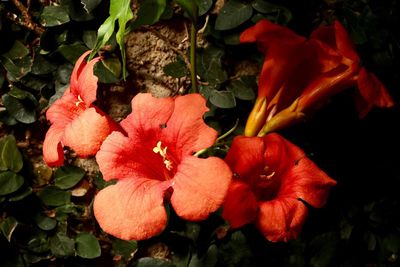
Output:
0 135 23 172
251 0 292 25
189 244 218 267
2 41 29 60
132 257 177 267
210 90 236 108
163 59 188 78
130 0 167 29
34 213 57 231
215 0 253 30
94 57 121 83
0 216 18 242
227 76 256 100
75 232 101 259
197 47 227 84
40 6 70 27
175 0 198 22
195 0 213 16
31 55 58 75
2 94 37 124
1 55 33 80
58 43 89 63
83 30 97 49
0 172 24 196
112 238 138 259
38 186 71 206
50 233 75 257
115 0 133 79
55 166 85 189
61 0 94 21
8 186 33 202
81 0 101 13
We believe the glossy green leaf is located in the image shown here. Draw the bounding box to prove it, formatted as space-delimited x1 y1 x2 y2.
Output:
163 59 188 78
215 0 253 30
1 55 33 80
8 186 33 202
210 90 236 108
94 57 121 83
227 76 256 100
2 40 29 59
55 166 85 189
2 94 37 124
38 186 71 206
189 244 218 267
132 257 176 267
31 56 58 75
58 43 89 63
34 213 57 231
175 0 198 22
83 30 97 49
27 231 50 253
130 0 167 29
40 6 70 27
50 233 75 257
0 135 23 172
115 0 133 79
61 0 94 21
112 238 138 259
81 0 102 13
195 0 213 16
197 47 227 84
75 232 101 259
0 216 18 242
251 0 292 25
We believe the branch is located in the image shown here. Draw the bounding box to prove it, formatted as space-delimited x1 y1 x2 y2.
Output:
8 0 45 35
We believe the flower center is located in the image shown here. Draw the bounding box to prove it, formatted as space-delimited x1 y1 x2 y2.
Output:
75 95 84 107
259 166 275 181
153 141 173 171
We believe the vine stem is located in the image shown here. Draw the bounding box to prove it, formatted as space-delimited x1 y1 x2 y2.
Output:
190 23 198 93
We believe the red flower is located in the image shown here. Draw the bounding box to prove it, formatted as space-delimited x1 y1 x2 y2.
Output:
93 93 232 240
241 20 394 136
43 51 121 166
222 134 336 242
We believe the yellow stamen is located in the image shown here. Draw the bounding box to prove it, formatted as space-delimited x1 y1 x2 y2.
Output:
153 141 173 171
75 95 84 107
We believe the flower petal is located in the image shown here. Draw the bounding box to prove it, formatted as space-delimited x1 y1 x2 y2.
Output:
43 124 65 166
63 107 119 157
162 94 218 159
222 180 258 228
264 133 336 208
76 56 101 106
94 178 170 240
311 21 359 63
96 131 166 182
46 89 85 125
70 50 91 93
171 156 231 220
120 93 175 140
225 136 265 183
257 198 308 242
356 67 395 117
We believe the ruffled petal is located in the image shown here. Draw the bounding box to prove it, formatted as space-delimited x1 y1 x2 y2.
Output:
46 89 85 125
225 136 265 183
120 93 175 140
356 67 395 117
76 56 101 106
264 133 336 208
171 156 231 220
94 178 171 240
257 198 308 242
70 51 91 93
63 107 119 157
43 124 65 166
96 131 165 182
222 180 258 228
162 94 218 159
311 21 359 62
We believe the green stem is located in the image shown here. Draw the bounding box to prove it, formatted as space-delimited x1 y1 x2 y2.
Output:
190 23 198 93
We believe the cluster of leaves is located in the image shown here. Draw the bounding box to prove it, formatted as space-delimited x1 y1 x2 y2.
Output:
1 0 399 266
